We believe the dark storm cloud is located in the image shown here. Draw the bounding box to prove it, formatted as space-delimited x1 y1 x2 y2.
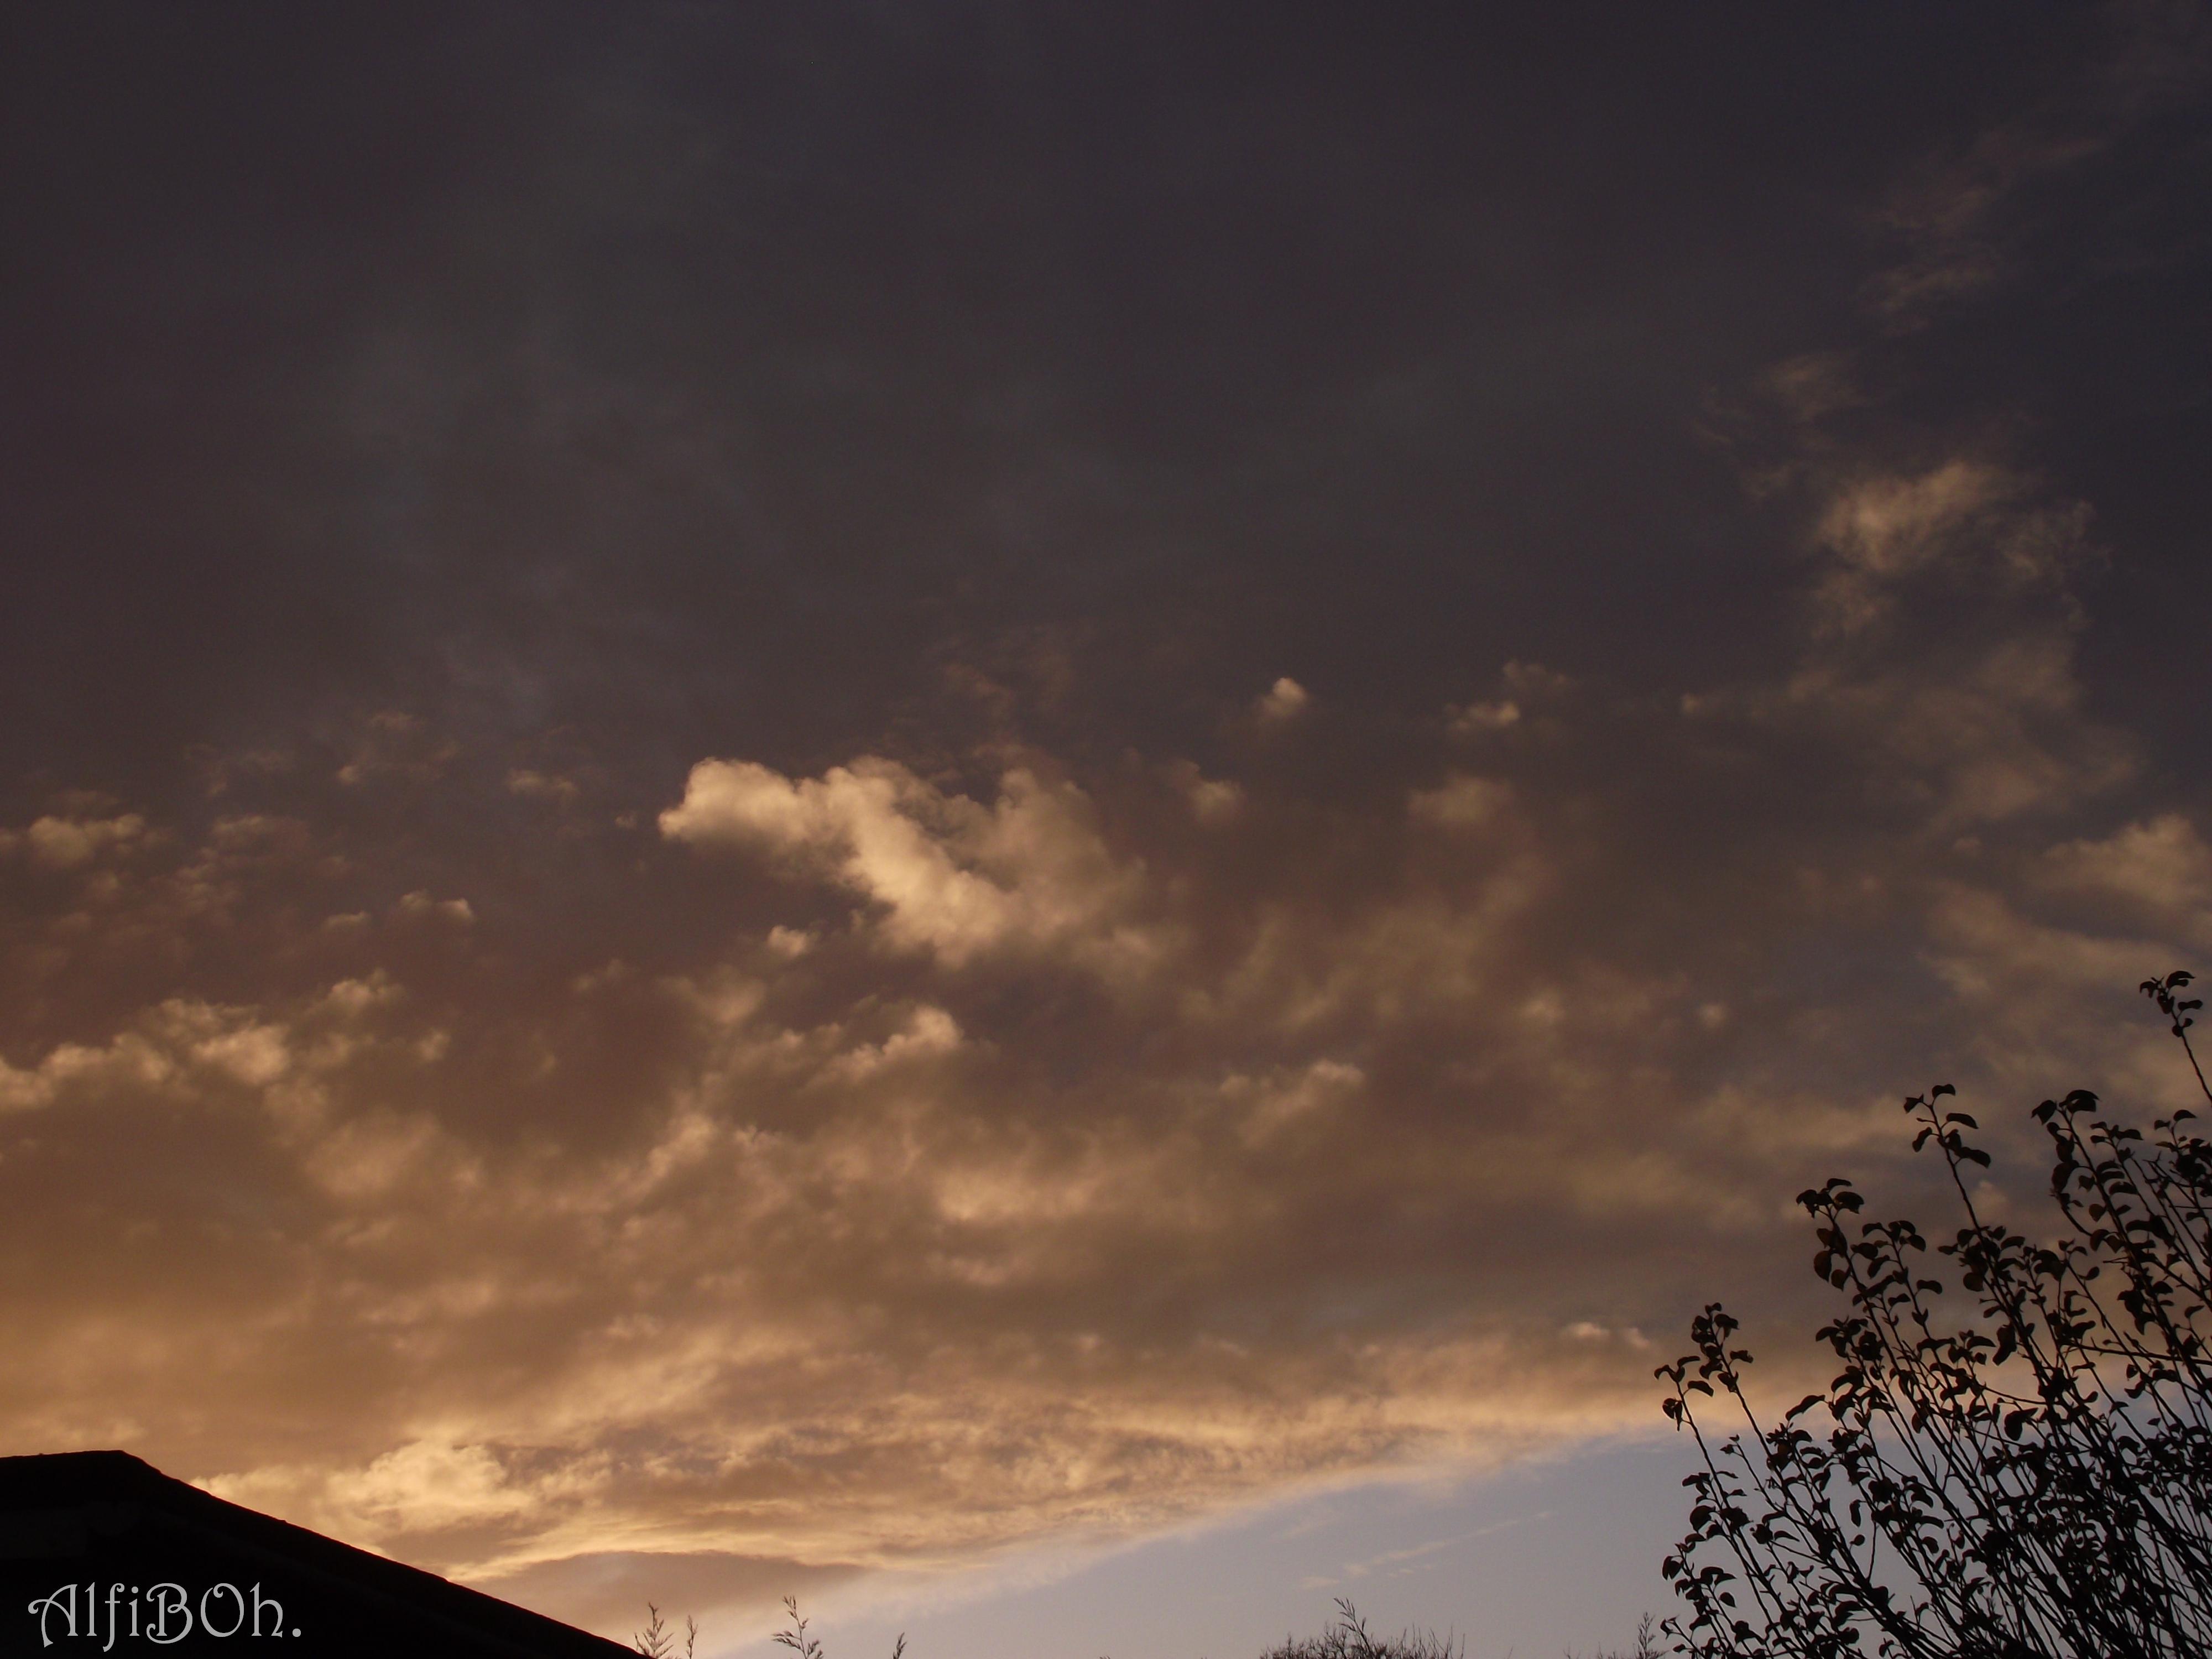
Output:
3 1 2210 1639
8 3 2164 789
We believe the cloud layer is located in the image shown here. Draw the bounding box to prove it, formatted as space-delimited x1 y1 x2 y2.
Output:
4 427 2205 1618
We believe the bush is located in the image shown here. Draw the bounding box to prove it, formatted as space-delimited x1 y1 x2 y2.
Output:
1657 971 2212 1658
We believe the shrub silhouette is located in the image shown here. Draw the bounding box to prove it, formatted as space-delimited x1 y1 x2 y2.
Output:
1657 971 2212 1659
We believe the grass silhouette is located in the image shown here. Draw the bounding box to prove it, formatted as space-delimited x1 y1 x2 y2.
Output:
1254 1595 1464 1658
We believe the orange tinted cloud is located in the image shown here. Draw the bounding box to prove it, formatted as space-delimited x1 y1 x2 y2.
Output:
0 440 2199 1623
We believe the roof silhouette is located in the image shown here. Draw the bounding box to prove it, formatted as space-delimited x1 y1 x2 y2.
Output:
0 1449 635 1655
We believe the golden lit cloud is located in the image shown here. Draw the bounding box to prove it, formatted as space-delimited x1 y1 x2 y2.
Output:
2 439 2194 1607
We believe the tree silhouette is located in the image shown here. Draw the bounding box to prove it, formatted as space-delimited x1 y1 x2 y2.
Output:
1658 972 2212 1658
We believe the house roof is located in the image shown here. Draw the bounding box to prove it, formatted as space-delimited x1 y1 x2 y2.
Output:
0 1449 636 1656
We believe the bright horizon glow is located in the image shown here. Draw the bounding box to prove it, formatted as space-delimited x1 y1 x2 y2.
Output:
671 1437 1688 1659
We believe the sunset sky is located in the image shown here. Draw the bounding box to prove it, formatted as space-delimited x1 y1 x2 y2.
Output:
5 6 2211 1655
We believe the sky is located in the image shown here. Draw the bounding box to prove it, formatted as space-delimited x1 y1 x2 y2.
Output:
3 4 2211 1655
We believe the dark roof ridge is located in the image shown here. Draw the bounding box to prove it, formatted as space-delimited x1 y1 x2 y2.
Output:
0 1449 634 1657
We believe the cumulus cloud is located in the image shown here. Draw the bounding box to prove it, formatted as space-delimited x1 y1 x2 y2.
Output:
660 757 1154 971
16 811 149 869
0 1025 174 1113
1447 665 1571 740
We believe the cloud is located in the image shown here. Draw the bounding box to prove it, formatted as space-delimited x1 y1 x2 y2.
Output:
336 712 458 787
1859 7 2205 331
1408 776 1515 832
16 811 148 869
1447 665 1571 740
507 768 582 805
396 890 476 925
0 397 2180 1637
1255 677 1311 723
1763 352 1864 425
210 1440 552 1542
2042 816 2212 919
660 757 1154 971
1446 700 1519 736
1164 760 1246 826
1811 461 2094 634
0 752 1746 1597
0 1026 175 1114
1224 1059 1365 1149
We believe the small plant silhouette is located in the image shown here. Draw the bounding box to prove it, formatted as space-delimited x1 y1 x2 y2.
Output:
773 1596 825 1659
634 1603 697 1658
773 1595 906 1659
1256 1595 1464 1658
1657 968 2212 1658
1618 1611 1663 1659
